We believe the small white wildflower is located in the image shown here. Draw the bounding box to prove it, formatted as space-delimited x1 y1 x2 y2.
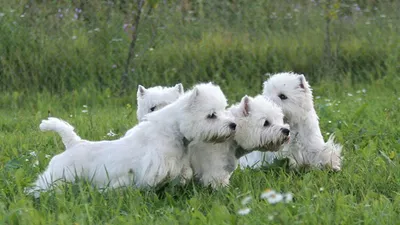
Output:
107 130 116 137
149 48 154 51
135 54 139 57
362 89 366 93
112 64 117 69
69 114 73 118
319 187 324 192
312 194 318 199
0 13 5 17
72 35 77 40
398 97 400 101
356 90 361 94
328 120 332 123
29 151 37 157
347 93 353 97
261 189 276 199
94 28 100 32
325 103 332 107
268 215 274 221
25 159 29 162
33 160 39 167
83 105 88 108
45 154 51 159
241 196 252 205
270 12 277 19
237 208 251 215
326 132 330 136
267 193 284 204
10 10 15 13
82 109 88 113
380 14 386 18
284 192 293 203
20 14 25 17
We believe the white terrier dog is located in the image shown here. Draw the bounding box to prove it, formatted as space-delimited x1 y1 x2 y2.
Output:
26 83 236 197
240 72 342 171
189 95 290 188
136 83 184 122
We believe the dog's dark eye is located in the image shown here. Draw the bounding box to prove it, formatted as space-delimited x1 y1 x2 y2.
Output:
207 113 217 119
150 106 156 112
263 120 270 127
278 94 288 100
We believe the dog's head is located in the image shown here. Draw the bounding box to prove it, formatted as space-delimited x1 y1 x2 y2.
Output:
230 95 290 152
263 72 314 121
179 83 236 143
137 83 184 122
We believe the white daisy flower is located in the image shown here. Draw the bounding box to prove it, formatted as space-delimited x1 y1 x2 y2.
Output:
260 189 277 199
267 193 284 204
241 196 252 205
237 208 251 215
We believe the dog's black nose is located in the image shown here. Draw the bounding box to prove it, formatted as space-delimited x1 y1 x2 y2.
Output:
229 123 237 130
281 128 290 136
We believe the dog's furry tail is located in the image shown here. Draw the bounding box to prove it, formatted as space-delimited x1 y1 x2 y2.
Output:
322 134 343 171
40 117 82 149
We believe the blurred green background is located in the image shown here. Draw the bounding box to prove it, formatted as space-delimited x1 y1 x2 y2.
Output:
1 0 398 98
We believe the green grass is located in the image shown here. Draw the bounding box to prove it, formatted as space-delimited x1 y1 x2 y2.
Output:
1 79 399 224
1 0 400 224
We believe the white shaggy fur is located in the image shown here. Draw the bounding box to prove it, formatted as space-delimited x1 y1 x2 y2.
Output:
136 83 184 122
189 95 290 188
240 72 342 171
26 83 236 197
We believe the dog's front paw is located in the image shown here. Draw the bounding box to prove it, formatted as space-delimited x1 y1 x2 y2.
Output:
210 177 230 190
180 166 193 185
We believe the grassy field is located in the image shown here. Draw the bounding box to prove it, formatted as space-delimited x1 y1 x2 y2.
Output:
0 80 399 224
1 0 400 224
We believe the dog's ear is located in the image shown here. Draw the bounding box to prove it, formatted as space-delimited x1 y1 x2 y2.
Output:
241 95 250 117
137 85 146 97
174 83 184 95
298 75 309 91
189 87 200 103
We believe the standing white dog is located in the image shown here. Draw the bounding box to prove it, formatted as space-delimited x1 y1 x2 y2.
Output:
189 95 290 188
240 72 342 171
26 83 236 197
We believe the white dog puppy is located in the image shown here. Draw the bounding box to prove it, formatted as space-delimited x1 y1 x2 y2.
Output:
26 83 236 197
240 72 342 171
189 95 290 188
136 83 184 122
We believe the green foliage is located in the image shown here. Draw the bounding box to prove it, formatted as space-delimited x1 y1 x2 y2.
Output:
0 82 400 224
0 0 399 93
